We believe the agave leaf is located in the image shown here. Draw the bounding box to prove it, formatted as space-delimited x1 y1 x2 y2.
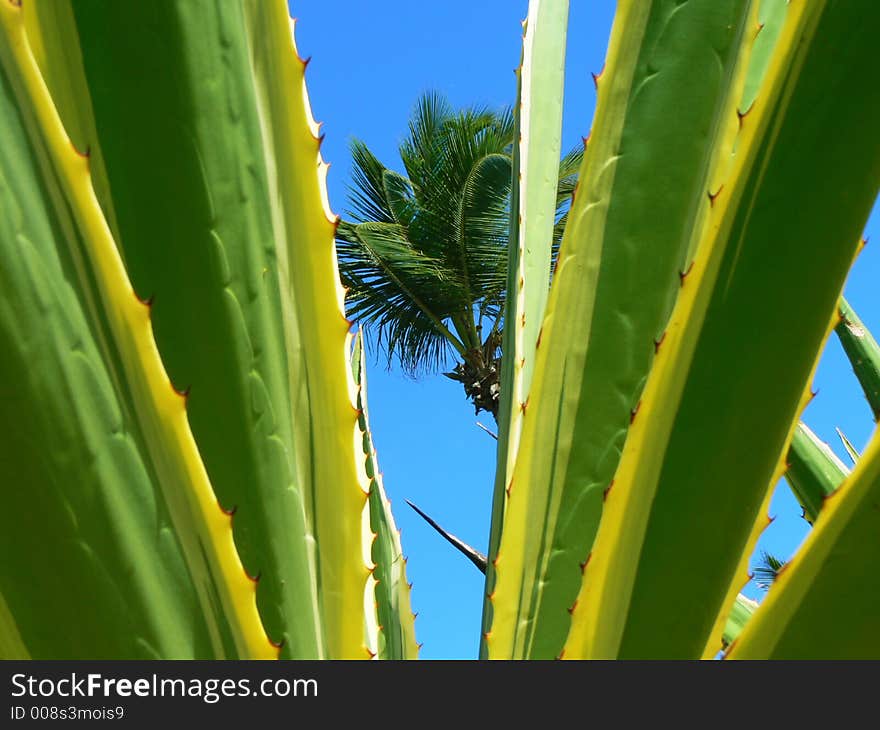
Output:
0 0 256 658
489 0 755 659
563 0 880 659
352 333 419 660
785 422 849 524
484 0 569 653
728 429 880 658
20 0 120 241
72 0 374 659
1 0 373 658
836 427 861 465
721 594 758 650
836 298 880 422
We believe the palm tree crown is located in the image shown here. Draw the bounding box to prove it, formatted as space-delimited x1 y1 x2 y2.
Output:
336 92 581 419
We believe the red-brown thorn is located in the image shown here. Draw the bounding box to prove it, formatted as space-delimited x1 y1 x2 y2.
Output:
567 600 578 615
579 553 592 574
71 140 91 159
708 185 724 207
135 291 154 308
630 400 641 424
603 479 614 502
653 331 666 354
219 501 237 517
679 261 695 286
269 636 285 650
736 105 753 130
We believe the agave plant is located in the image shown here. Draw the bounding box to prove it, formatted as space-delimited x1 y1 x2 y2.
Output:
1 0 879 662
0 0 415 659
481 0 880 660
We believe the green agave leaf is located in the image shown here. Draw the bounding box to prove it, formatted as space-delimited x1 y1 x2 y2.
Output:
484 0 569 657
1 0 373 658
728 428 880 658
785 422 848 524
721 594 758 651
836 298 880 422
564 0 880 659
352 333 419 660
836 427 861 465
0 0 253 658
20 0 120 242
489 0 754 659
66 0 373 659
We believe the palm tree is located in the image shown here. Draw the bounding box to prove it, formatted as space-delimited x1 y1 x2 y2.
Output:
336 92 581 420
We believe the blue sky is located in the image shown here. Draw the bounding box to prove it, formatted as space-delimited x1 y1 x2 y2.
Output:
291 0 880 659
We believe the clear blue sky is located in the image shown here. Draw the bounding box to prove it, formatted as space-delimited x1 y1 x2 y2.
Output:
290 0 880 659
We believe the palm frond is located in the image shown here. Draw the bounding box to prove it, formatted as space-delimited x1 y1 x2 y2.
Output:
338 91 572 378
551 142 584 273
337 221 468 373
348 139 395 224
753 551 787 591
